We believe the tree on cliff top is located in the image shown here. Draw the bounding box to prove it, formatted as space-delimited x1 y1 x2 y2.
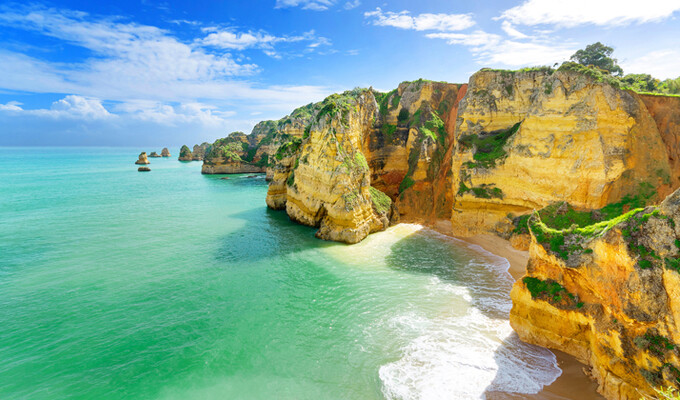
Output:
570 42 623 76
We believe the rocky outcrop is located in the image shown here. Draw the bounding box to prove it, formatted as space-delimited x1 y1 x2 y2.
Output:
161 148 171 157
450 68 672 236
138 166 150 172
149 151 161 158
178 143 210 161
201 132 266 174
135 152 149 165
178 145 193 161
510 187 680 399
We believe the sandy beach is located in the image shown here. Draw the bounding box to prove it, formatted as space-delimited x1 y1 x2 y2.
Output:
462 234 604 400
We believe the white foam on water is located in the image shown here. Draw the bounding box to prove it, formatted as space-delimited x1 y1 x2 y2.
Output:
379 305 560 400
377 228 561 400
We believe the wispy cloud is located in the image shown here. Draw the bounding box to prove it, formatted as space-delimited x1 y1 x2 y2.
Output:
0 5 335 128
498 0 680 27
344 0 361 10
275 0 335 11
198 28 331 57
364 8 475 31
622 49 680 80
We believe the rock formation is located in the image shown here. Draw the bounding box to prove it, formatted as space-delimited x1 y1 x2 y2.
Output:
450 68 672 236
178 143 210 161
148 151 161 157
510 187 680 399
161 148 171 157
137 166 150 172
135 152 150 165
201 131 268 174
178 145 193 161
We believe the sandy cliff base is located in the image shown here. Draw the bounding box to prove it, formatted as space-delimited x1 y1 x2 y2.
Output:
462 233 604 400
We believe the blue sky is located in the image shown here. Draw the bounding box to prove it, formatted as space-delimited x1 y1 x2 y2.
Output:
1 0 679 146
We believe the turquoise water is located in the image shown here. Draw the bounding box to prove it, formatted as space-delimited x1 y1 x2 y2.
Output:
0 148 560 399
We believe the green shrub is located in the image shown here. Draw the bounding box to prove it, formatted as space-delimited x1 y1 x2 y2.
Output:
459 122 521 169
369 186 392 214
399 176 415 193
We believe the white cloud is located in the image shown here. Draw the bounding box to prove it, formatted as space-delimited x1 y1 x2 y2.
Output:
0 100 23 112
344 0 361 10
275 0 335 11
112 100 236 126
426 31 574 66
622 49 680 80
499 0 680 27
199 28 330 56
0 6 334 123
0 95 114 119
364 8 475 31
501 21 528 39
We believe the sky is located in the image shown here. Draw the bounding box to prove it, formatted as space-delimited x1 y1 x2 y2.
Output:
0 0 679 146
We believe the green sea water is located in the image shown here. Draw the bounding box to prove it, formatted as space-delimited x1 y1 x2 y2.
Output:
0 147 561 400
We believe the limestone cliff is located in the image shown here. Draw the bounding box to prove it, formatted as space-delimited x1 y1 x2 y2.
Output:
201 132 267 174
364 80 467 224
451 68 672 236
510 187 680 399
266 89 394 243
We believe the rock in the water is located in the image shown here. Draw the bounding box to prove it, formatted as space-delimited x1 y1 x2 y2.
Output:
135 152 150 165
161 148 171 157
178 145 193 161
148 151 161 157
137 166 151 172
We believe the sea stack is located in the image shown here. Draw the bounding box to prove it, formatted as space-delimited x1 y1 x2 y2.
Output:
135 152 150 165
137 166 151 172
161 148 171 157
148 151 161 157
178 145 193 161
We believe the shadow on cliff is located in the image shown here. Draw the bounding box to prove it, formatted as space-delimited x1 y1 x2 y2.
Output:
383 229 591 398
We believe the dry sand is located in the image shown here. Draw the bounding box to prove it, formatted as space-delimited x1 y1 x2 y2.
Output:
461 234 604 400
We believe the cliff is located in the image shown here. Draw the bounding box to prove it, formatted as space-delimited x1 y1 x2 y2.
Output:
201 132 267 174
264 81 472 243
639 94 680 189
178 142 210 161
364 80 467 224
450 68 672 236
266 89 393 243
509 187 680 400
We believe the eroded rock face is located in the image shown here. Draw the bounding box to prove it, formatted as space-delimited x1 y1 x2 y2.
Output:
451 69 672 236
364 80 467 224
149 151 161 158
640 94 680 189
135 152 150 165
510 188 680 399
192 143 210 161
161 148 171 157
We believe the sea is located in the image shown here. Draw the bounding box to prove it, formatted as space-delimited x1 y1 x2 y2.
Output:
0 147 561 399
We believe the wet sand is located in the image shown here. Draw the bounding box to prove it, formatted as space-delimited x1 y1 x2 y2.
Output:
462 234 604 400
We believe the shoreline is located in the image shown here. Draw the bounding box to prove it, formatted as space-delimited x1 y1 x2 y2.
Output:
459 233 603 400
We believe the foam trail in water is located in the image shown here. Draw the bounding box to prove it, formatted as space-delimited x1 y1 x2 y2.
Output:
376 226 561 400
